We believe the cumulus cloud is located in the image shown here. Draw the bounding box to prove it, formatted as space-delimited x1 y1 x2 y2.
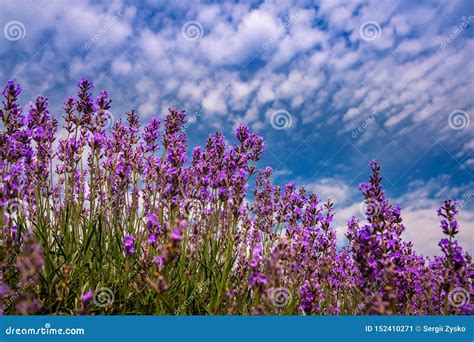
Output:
304 177 354 205
2 0 471 140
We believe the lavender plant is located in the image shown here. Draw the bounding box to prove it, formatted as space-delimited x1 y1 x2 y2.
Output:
0 80 472 315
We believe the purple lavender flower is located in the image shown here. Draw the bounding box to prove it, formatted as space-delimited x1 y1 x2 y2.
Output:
123 235 136 256
1 79 472 316
81 290 93 303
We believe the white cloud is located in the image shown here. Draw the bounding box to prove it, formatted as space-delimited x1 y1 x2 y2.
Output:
3 0 471 151
201 9 280 65
327 174 474 256
304 178 354 204
111 58 133 75
402 206 474 257
396 176 474 256
343 108 361 121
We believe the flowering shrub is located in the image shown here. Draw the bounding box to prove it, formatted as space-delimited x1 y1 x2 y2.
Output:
0 80 472 315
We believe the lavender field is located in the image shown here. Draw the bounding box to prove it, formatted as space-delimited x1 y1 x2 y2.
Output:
0 79 471 315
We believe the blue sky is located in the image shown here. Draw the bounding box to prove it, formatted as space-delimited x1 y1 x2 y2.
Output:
1 0 473 255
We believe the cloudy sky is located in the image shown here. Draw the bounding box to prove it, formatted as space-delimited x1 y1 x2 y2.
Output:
1 0 472 256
